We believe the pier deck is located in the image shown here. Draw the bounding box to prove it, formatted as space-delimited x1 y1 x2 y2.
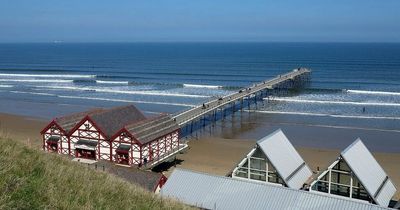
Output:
174 68 311 128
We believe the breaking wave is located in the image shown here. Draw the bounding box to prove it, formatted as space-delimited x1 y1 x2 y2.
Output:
347 89 400 96
96 80 129 85
252 110 400 120
36 85 209 98
0 73 96 78
183 83 223 89
0 84 13 88
8 90 196 107
267 97 400 107
10 91 57 96
57 95 196 107
0 78 73 83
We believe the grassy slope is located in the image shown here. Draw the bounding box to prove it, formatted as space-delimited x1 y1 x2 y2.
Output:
0 139 189 210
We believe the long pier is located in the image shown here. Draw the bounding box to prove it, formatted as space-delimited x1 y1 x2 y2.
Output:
174 68 311 137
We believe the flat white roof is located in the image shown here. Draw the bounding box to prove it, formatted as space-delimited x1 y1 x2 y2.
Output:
161 168 390 210
256 129 312 189
341 139 397 207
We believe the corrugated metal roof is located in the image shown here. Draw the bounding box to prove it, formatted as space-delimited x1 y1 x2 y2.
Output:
161 168 389 210
341 139 397 207
256 129 312 189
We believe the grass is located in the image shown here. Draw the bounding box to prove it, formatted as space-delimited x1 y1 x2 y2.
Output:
0 138 191 210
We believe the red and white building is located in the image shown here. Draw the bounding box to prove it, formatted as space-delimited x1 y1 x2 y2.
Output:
111 114 182 168
40 105 187 168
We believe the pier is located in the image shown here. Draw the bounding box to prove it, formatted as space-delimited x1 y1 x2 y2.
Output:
173 68 311 137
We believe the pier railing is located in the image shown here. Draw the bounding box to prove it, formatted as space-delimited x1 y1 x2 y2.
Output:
174 68 311 127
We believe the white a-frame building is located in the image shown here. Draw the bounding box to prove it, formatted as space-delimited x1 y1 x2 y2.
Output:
310 138 397 207
232 129 313 189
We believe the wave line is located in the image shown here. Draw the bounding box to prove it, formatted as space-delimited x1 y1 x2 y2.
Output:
251 110 400 120
0 73 96 78
347 89 400 96
267 97 400 107
0 79 73 83
0 84 13 88
57 95 196 107
36 85 209 98
183 83 223 89
96 80 129 85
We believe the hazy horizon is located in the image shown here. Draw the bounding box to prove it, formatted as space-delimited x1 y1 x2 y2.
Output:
1 0 399 43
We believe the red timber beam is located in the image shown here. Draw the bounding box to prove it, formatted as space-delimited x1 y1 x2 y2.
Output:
154 174 168 192
110 127 142 165
40 120 68 154
141 128 181 166
68 115 108 161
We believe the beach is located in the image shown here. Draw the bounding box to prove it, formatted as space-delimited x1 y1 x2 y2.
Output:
2 112 399 200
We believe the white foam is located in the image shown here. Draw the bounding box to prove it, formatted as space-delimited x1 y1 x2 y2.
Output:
0 73 96 78
0 79 73 83
347 89 400 96
10 91 57 96
96 80 129 85
36 85 209 98
0 84 13 88
252 110 400 120
183 83 222 89
58 95 196 107
267 97 400 107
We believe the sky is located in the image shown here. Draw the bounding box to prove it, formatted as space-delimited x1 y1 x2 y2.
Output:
0 0 399 43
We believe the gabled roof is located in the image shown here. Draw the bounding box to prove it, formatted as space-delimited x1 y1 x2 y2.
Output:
161 168 390 210
256 129 312 189
53 105 147 138
124 114 179 145
88 105 146 138
340 139 397 207
55 109 102 133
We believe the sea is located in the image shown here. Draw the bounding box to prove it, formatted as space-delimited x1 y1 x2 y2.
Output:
0 43 400 137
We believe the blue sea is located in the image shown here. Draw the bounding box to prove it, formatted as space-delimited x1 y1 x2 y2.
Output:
0 43 399 131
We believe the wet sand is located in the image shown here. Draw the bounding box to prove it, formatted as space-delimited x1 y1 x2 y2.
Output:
1 112 399 200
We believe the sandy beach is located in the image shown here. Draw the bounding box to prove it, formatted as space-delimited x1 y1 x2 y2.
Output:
1 112 399 200
0 113 46 147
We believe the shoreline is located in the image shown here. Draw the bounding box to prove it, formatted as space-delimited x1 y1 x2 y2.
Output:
1 111 399 200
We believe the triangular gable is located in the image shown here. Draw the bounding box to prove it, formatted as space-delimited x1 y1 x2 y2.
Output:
68 115 108 140
232 129 312 189
310 138 396 207
310 158 371 203
40 120 66 135
341 139 396 207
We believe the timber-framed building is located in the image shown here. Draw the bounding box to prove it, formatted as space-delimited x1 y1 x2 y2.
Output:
41 105 187 168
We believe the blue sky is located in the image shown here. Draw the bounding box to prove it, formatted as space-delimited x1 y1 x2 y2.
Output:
1 0 399 42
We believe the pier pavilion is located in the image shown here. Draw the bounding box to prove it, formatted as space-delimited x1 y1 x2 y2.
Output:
41 105 186 168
